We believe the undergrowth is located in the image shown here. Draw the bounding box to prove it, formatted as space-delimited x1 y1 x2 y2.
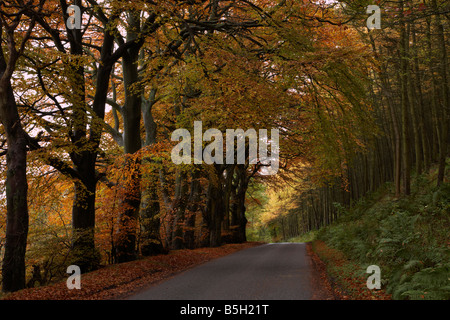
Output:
316 168 450 300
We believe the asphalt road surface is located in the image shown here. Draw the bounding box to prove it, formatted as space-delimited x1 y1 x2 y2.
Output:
129 243 313 300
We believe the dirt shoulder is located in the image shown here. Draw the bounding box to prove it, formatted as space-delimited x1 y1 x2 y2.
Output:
306 242 338 300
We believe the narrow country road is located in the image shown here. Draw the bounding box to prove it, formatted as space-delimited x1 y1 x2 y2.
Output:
129 243 315 300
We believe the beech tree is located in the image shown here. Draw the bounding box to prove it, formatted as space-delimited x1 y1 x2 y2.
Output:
104 0 277 257
0 0 43 293
21 0 161 270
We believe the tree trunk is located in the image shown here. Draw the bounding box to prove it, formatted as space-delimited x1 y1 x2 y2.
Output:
115 11 145 262
221 165 235 243
381 52 402 197
412 23 430 173
407 21 422 176
205 165 225 247
64 4 102 270
0 78 29 293
183 169 202 249
115 156 141 263
71 171 100 271
233 165 248 243
425 18 440 165
400 3 411 195
140 174 165 256
432 0 449 186
140 91 165 255
171 170 188 249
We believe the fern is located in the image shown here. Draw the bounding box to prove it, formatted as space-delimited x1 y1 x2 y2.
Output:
393 264 450 300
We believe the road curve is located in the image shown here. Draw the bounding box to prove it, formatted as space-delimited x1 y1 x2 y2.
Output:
129 243 313 300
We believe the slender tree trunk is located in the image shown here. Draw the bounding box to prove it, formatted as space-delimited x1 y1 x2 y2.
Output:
412 24 430 173
382 57 402 196
400 2 411 195
425 18 440 164
407 21 422 176
432 0 449 186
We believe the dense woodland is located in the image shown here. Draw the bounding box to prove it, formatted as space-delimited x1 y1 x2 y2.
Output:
254 0 449 243
0 0 448 294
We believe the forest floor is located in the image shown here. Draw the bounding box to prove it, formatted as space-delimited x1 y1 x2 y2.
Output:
1 242 264 300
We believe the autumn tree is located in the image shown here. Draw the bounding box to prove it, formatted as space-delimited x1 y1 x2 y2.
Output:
0 0 44 293
18 0 162 270
104 0 281 255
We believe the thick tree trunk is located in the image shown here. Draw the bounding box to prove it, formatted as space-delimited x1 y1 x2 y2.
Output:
115 11 145 262
62 6 103 270
0 80 29 292
229 165 248 243
140 175 165 256
68 50 114 267
183 169 201 249
158 167 173 248
115 156 141 263
171 170 188 249
71 171 99 271
221 165 235 243
205 165 225 247
140 91 165 256
234 165 248 243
